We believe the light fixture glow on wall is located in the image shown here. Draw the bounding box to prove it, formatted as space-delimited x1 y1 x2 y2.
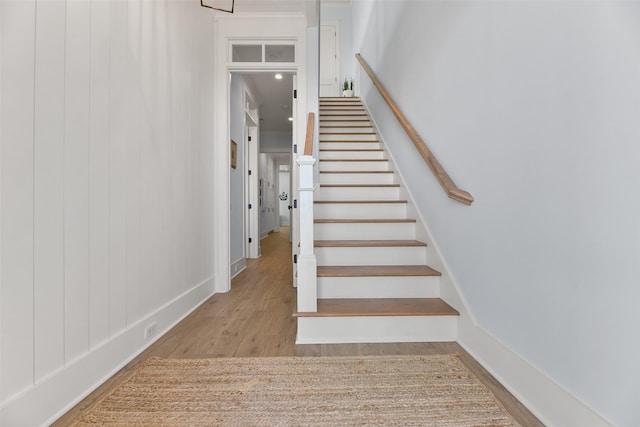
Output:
275 73 283 80
288 117 293 122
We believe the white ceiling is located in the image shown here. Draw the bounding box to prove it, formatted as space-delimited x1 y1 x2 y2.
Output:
244 73 295 133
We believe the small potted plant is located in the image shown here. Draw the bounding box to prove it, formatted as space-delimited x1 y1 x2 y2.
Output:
342 78 354 97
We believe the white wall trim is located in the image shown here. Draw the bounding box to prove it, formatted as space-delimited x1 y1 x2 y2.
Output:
231 257 247 279
458 322 613 427
0 278 214 427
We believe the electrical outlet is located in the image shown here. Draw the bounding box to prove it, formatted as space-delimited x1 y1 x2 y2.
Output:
144 322 157 340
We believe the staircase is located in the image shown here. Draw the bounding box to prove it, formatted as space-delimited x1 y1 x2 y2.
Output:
294 97 459 344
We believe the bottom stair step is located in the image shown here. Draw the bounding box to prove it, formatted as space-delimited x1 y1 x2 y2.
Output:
294 298 458 317
295 298 459 344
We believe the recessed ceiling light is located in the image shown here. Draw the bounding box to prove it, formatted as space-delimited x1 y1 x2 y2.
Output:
275 73 283 80
288 117 293 121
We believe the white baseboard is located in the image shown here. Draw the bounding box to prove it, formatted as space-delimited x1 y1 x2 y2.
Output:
458 319 613 427
0 278 214 427
231 257 247 279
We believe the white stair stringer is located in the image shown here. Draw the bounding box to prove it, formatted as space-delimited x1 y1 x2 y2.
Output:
296 97 459 344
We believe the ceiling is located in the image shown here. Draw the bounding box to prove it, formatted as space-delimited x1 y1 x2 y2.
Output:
244 72 295 133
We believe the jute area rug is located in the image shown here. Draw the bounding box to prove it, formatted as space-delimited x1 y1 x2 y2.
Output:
72 355 521 426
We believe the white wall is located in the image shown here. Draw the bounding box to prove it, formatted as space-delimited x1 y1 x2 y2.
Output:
353 1 640 425
0 1 215 425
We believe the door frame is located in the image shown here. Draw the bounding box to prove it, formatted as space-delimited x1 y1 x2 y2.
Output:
244 116 259 259
212 15 308 293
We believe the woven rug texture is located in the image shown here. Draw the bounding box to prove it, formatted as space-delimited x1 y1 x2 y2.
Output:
72 354 520 426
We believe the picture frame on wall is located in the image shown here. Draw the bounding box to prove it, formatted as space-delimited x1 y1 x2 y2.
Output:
231 140 237 169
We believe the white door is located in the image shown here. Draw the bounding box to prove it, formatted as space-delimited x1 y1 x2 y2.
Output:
320 23 339 97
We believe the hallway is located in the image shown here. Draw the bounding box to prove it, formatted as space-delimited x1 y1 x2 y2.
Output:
55 230 541 426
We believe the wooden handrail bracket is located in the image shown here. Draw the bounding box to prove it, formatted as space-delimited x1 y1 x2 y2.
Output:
355 53 474 206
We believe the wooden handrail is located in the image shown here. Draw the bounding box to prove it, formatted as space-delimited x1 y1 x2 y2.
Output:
304 112 315 156
355 53 474 205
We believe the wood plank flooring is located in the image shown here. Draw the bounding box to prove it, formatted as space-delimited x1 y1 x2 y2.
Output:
53 229 543 427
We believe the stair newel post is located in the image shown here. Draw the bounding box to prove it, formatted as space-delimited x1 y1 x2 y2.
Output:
296 155 318 313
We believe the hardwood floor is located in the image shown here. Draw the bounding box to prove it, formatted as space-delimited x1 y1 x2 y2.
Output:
54 229 543 426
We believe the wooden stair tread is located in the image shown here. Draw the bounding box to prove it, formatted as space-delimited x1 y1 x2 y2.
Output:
320 125 371 128
319 114 368 117
320 119 369 121
318 265 441 277
314 240 426 247
314 200 407 204
320 184 400 188
320 139 380 144
294 298 458 317
320 170 393 174
320 159 388 162
314 218 416 223
320 132 376 135
319 149 383 152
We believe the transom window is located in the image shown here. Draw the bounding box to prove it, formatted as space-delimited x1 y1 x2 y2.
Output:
231 42 296 64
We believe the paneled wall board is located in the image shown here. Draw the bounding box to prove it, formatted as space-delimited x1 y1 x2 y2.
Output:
33 0 66 382
1 0 217 421
63 0 92 363
108 0 129 337
89 0 112 348
1 0 36 402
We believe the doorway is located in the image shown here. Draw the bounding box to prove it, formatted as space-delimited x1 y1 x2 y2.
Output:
212 16 310 294
229 71 296 277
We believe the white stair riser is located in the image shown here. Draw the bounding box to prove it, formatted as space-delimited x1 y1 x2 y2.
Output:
314 203 407 219
320 142 381 150
296 316 457 344
320 116 369 121
316 246 427 266
319 172 394 185
319 121 371 127
319 160 389 172
319 127 373 134
314 222 416 240
320 134 378 141
319 150 384 160
320 97 360 101
318 186 399 200
320 102 364 109
318 276 440 299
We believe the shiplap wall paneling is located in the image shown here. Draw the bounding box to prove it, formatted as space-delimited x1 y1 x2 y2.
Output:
1 0 36 402
64 0 92 363
124 1 144 328
89 0 111 348
152 0 176 308
108 0 128 336
138 1 160 318
33 0 66 381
